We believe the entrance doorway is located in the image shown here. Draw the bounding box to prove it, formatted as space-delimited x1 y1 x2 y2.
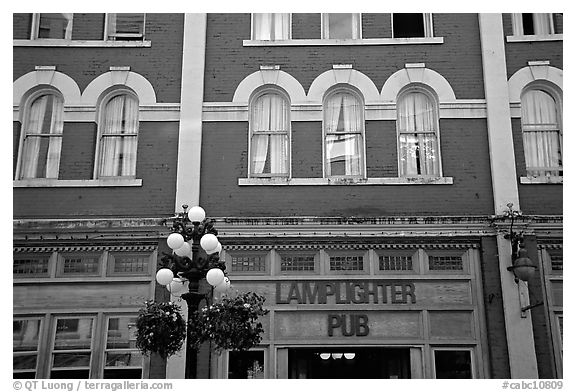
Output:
288 347 411 379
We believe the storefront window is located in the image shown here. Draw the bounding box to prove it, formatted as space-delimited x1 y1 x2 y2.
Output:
228 351 265 379
433 349 473 378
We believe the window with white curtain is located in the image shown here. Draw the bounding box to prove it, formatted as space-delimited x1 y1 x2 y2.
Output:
252 13 290 40
249 91 290 177
512 13 555 36
18 92 64 179
97 92 139 178
521 89 562 177
32 13 73 39
397 90 441 176
322 14 361 39
323 89 365 177
106 13 146 41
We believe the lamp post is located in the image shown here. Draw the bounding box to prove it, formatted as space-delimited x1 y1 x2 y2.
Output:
155 205 230 379
503 203 536 283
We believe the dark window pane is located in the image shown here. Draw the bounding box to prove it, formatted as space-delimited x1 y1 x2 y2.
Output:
394 14 425 38
329 256 363 271
522 13 535 35
429 256 463 271
104 368 142 379
14 355 37 370
13 371 36 379
280 255 315 272
13 257 50 277
52 353 91 368
228 351 265 379
50 369 90 379
434 350 472 379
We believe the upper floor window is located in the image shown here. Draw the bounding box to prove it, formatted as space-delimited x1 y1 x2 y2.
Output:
17 92 64 179
106 13 146 41
31 13 73 39
512 13 555 36
322 14 361 39
323 89 365 177
397 89 441 176
521 88 562 177
96 92 139 178
249 91 290 177
252 13 290 40
392 13 433 38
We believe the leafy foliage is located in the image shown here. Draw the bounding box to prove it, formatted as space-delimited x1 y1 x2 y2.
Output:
135 301 187 359
188 292 269 352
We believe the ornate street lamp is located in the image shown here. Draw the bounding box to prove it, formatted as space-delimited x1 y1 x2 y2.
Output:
155 205 230 379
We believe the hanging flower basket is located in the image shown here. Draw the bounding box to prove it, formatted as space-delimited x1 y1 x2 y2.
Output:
188 292 269 353
135 300 187 359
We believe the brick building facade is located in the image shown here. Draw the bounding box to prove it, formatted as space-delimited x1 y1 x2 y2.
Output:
13 13 562 379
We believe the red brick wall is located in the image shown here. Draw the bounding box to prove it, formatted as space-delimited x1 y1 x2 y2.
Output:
13 13 184 103
199 118 494 217
480 237 511 378
204 13 485 102
13 122 179 218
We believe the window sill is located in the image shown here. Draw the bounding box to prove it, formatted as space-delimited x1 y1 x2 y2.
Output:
506 34 563 42
243 37 444 47
238 177 453 186
13 39 152 47
520 176 562 184
13 178 143 187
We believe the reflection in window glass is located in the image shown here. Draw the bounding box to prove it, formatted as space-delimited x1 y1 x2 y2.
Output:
37 13 73 39
104 317 142 379
14 319 41 378
434 350 472 379
51 317 94 379
228 351 265 379
323 14 360 39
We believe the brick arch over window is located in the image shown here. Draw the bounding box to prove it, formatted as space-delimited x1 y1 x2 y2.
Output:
381 64 456 103
508 63 562 104
82 69 157 106
233 68 306 104
13 68 82 108
308 67 380 104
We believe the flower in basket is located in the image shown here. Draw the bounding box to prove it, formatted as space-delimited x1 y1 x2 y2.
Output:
135 300 187 359
187 292 269 353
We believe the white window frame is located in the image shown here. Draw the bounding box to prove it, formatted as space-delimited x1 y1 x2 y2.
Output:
431 347 476 379
321 13 362 39
391 13 434 38
512 13 555 36
49 315 96 378
520 84 563 178
396 85 443 178
104 13 146 41
248 88 292 178
13 317 44 378
94 88 140 179
15 89 65 180
251 13 292 41
30 13 73 40
322 86 366 179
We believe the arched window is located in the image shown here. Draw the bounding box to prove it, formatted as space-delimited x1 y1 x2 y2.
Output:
521 88 562 177
323 89 365 177
397 89 441 176
18 91 64 179
96 91 139 177
249 91 290 177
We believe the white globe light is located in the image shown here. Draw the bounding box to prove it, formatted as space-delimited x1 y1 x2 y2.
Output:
332 353 343 360
174 242 191 257
319 353 330 360
200 234 219 253
188 206 206 223
168 278 188 296
206 268 225 287
206 241 221 255
344 353 356 360
214 277 231 292
167 233 185 250
155 268 174 285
